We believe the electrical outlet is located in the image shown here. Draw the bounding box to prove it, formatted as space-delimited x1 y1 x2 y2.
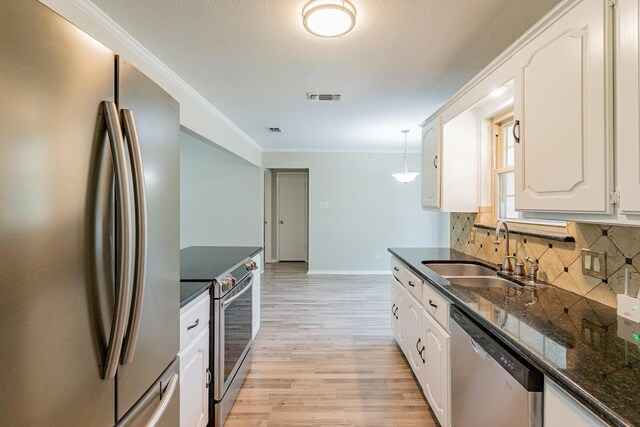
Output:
582 249 607 279
470 228 477 244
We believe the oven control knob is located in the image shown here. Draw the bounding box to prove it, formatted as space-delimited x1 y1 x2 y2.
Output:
220 275 235 292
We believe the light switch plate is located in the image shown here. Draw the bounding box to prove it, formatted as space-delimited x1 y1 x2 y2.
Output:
582 249 607 279
319 201 329 209
470 228 477 244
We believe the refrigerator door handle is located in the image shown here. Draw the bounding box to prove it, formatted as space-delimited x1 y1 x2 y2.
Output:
144 372 179 427
120 109 148 365
101 101 133 379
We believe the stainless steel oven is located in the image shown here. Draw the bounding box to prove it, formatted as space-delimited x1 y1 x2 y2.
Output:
211 259 257 427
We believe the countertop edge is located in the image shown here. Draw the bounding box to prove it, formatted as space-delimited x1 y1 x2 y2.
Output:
388 248 631 427
179 282 211 308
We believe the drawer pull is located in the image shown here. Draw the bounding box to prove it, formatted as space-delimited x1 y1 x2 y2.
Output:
391 303 396 315
186 318 200 330
408 281 415 287
428 300 438 309
393 267 399 272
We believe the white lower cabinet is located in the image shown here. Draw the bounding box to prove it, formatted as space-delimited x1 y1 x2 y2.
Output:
390 258 451 427
544 378 605 427
391 278 407 354
419 309 451 427
252 254 262 340
405 294 424 376
179 329 209 427
179 294 210 427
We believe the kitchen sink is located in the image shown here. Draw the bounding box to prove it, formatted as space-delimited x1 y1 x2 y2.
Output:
423 262 496 277
447 276 521 290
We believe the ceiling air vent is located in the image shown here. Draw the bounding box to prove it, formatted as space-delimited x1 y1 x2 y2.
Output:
307 92 342 101
267 127 282 133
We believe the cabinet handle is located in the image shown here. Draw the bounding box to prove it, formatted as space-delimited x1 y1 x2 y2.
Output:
391 303 396 315
187 318 200 330
416 338 422 353
513 120 521 143
408 281 415 287
393 307 399 319
433 155 438 169
419 345 426 363
393 267 399 272
205 368 212 388
428 300 438 309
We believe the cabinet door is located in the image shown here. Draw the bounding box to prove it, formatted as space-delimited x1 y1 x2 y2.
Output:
179 329 209 427
396 285 407 355
420 310 451 427
421 117 441 209
618 0 640 213
405 294 424 376
252 270 261 339
391 279 399 342
514 0 613 213
544 378 605 427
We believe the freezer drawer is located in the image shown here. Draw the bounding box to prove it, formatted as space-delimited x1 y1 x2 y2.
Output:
117 358 180 427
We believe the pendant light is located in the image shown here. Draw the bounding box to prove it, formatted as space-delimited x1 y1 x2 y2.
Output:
302 0 357 38
392 130 420 183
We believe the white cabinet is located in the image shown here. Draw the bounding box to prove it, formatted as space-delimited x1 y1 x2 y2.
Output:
544 378 605 427
421 112 479 212
391 278 407 354
421 117 441 209
179 329 209 427
390 257 451 426
617 0 640 214
513 0 613 214
251 254 261 340
420 310 451 427
179 294 210 427
405 294 424 376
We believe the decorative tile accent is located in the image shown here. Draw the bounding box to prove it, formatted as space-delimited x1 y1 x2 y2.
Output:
449 213 640 308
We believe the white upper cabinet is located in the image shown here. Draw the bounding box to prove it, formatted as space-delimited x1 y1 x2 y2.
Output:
617 0 640 214
421 112 479 212
513 0 613 214
421 117 441 209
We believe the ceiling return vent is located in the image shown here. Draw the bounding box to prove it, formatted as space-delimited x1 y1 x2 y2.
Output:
267 127 282 133
307 92 342 101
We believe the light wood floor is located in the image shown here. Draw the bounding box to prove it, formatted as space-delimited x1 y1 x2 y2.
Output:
225 262 438 427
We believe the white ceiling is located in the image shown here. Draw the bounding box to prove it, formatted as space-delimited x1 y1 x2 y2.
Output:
91 0 561 151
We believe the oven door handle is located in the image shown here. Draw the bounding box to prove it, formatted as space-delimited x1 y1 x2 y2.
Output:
221 275 254 308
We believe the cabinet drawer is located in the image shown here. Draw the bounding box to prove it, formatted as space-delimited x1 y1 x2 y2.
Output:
422 284 450 332
405 268 423 302
180 293 210 351
391 257 405 284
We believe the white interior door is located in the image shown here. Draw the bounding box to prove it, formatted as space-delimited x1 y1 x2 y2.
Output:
263 170 272 262
277 172 308 261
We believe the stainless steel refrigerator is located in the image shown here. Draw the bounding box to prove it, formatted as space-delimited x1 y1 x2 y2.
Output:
0 1 180 426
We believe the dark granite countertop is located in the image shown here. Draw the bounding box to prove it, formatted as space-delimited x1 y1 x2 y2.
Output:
180 282 211 308
389 248 640 427
179 246 263 307
180 246 263 282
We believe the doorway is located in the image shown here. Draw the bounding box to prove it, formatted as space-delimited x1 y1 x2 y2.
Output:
264 170 308 264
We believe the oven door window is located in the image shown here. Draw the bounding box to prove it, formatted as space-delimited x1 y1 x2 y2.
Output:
223 282 252 383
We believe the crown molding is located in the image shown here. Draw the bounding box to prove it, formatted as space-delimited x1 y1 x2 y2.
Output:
64 0 263 152
419 0 582 127
262 148 421 154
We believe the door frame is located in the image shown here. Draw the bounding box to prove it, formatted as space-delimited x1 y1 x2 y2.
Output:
275 171 308 262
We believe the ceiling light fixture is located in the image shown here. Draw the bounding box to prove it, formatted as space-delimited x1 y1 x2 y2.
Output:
302 0 356 38
392 130 420 183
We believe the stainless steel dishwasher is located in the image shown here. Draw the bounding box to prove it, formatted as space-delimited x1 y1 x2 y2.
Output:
451 306 543 427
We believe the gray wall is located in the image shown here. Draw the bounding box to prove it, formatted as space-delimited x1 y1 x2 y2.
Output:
263 152 450 272
180 130 262 248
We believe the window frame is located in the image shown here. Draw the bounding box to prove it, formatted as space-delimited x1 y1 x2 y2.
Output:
492 111 518 222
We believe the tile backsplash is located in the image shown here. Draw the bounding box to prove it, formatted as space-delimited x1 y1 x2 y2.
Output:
450 213 640 308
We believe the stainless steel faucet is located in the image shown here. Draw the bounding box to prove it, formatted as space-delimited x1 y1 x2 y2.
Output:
494 220 524 275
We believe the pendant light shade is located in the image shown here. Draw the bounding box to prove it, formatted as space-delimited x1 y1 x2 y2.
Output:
392 130 420 183
302 0 357 38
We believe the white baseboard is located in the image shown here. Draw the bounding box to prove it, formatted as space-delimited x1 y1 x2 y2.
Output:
307 270 390 275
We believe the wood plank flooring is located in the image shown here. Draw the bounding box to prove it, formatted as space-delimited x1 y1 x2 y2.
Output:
225 262 438 427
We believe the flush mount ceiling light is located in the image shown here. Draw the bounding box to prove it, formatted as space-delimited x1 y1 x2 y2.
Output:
302 0 356 38
392 130 420 183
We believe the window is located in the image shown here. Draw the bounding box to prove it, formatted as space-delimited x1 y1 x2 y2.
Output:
493 112 518 221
